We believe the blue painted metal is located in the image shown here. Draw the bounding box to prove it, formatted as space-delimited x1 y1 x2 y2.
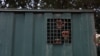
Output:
0 10 97 56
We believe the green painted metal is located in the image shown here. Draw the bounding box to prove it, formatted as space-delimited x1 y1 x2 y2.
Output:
33 13 45 56
23 13 34 56
72 13 97 56
0 12 14 56
44 13 53 56
0 10 97 56
14 13 25 56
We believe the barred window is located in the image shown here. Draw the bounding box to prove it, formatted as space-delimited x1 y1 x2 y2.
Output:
47 19 71 44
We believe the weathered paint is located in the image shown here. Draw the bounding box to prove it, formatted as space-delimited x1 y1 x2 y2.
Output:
0 9 97 56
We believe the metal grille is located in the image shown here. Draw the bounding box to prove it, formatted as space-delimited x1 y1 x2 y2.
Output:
47 19 71 44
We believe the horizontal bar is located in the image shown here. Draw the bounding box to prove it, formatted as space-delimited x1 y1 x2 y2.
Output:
0 8 94 13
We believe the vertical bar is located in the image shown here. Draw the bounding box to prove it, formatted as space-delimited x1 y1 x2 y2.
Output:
60 19 62 44
61 13 72 56
52 13 62 56
5 13 14 56
68 19 69 43
50 19 51 44
42 13 48 56
85 13 97 56
53 18 54 44
44 13 53 56
72 13 83 56
0 12 14 56
54 13 62 44
90 13 97 56
80 13 94 56
14 13 25 56
0 12 7 56
85 13 93 56
70 19 72 43
22 13 34 56
33 13 46 56
63 19 65 44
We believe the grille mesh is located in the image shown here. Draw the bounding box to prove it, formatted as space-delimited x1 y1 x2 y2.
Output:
47 19 71 44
